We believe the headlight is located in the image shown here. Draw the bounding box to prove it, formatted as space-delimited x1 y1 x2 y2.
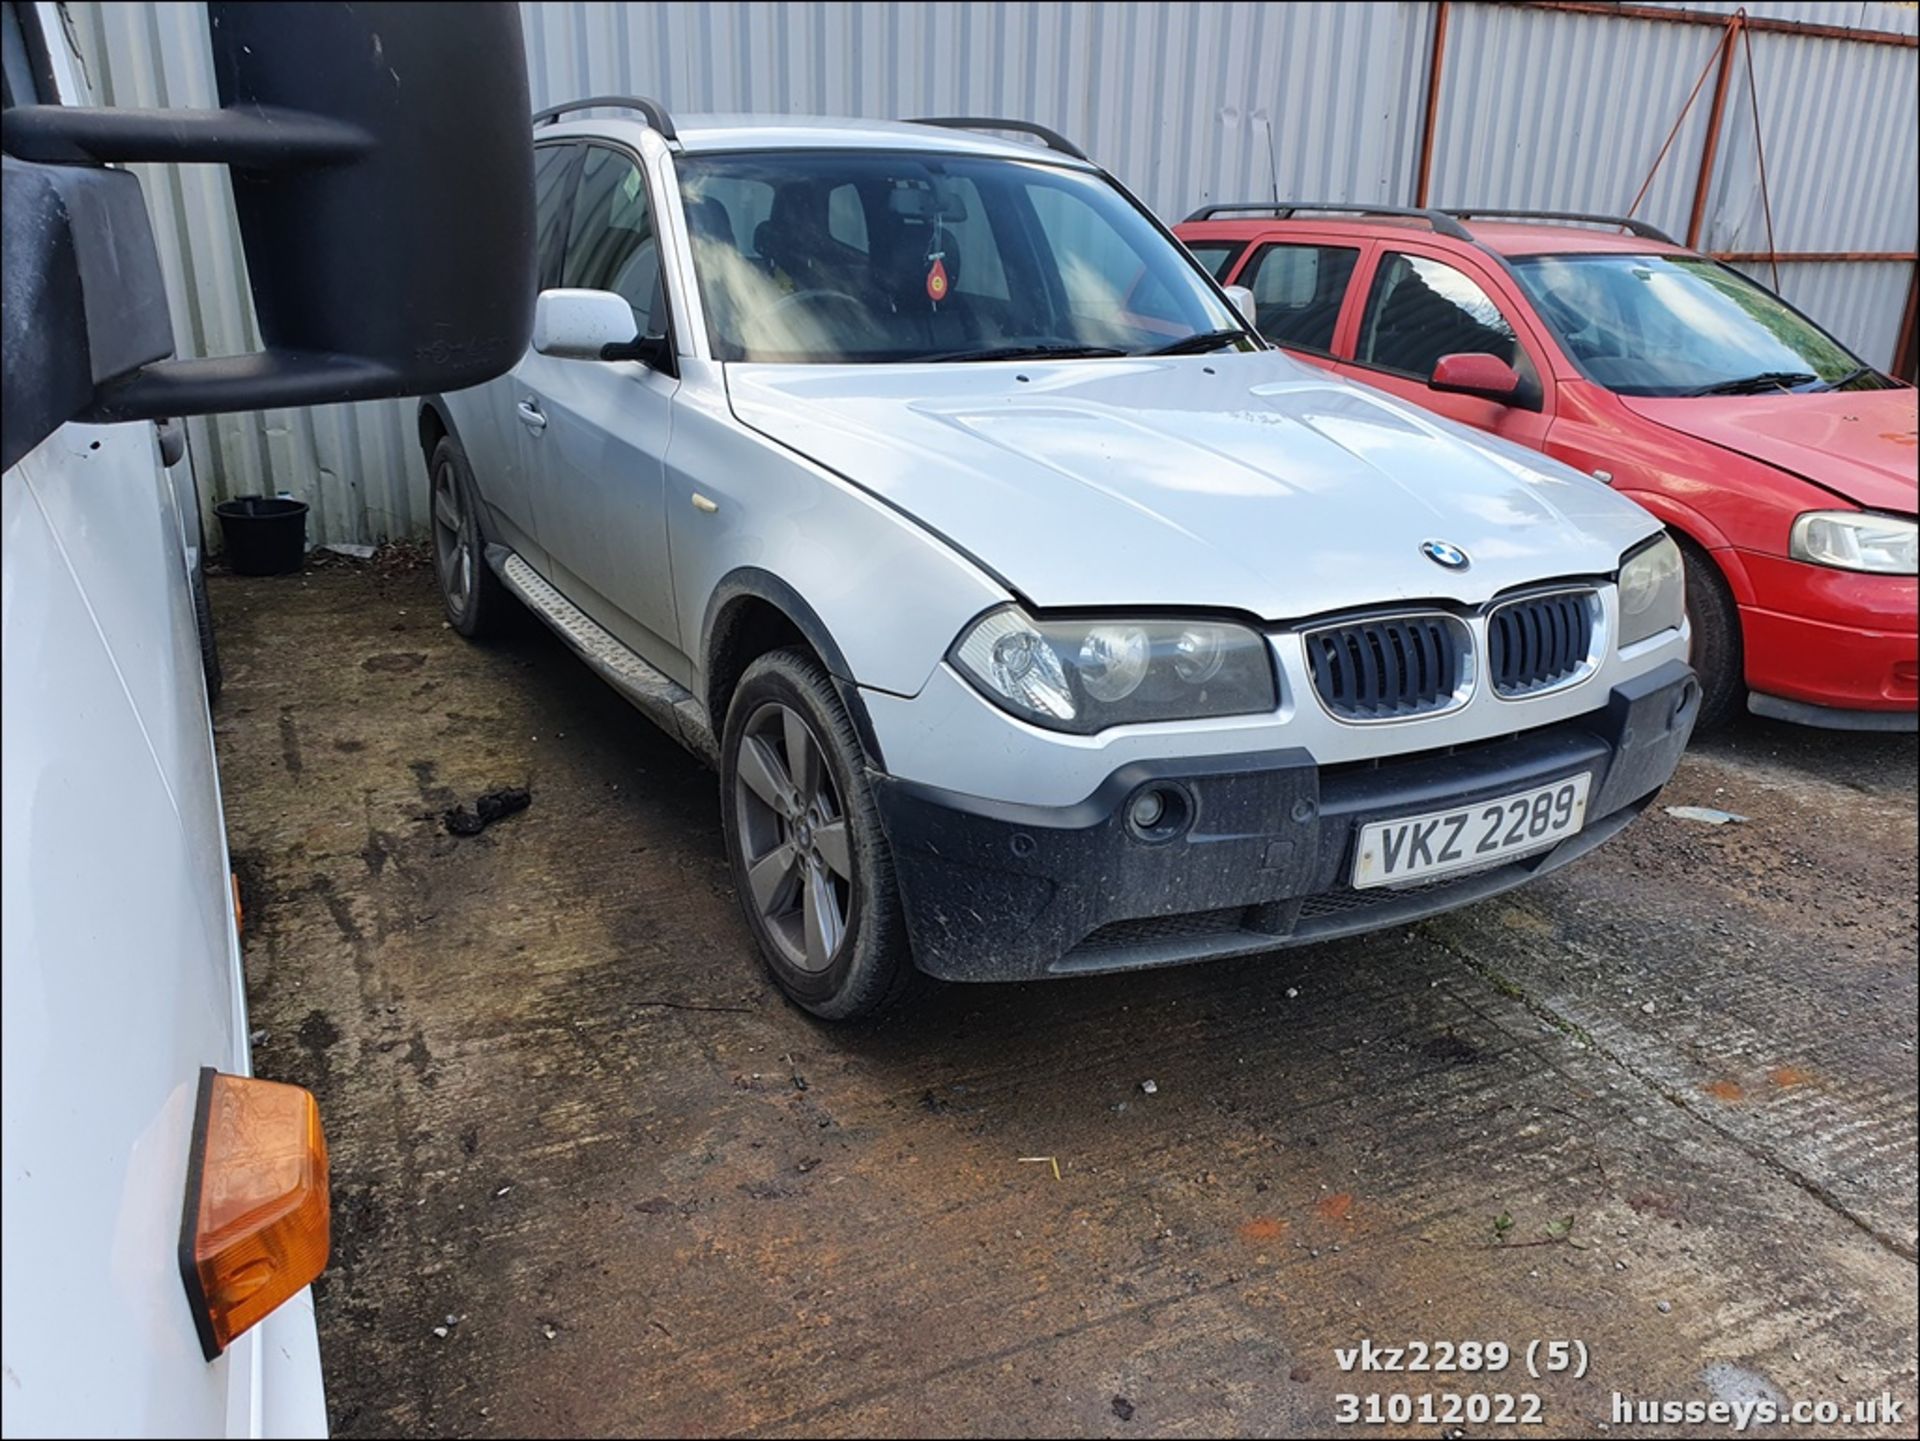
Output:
1789 511 1918 575
1617 534 1686 648
951 607 1278 733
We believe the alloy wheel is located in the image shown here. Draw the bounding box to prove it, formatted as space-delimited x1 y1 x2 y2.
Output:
432 457 473 616
733 701 854 973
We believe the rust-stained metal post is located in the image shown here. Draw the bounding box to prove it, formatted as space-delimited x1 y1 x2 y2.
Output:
1686 12 1742 251
1415 1 1451 207
1894 268 1919 382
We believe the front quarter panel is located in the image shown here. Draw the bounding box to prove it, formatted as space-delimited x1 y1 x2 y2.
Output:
667 358 1008 701
1544 382 1833 563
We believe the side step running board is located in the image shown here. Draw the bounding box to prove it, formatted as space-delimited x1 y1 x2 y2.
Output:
488 546 717 766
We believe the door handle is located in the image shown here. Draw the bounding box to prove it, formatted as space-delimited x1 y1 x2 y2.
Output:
515 398 547 432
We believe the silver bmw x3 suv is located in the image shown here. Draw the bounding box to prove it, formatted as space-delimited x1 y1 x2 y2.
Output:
424 103 1698 1018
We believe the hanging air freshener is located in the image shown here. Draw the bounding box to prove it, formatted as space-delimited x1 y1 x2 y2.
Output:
926 254 949 304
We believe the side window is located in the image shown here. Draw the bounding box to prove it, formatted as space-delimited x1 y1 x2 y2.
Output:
1241 243 1359 355
564 145 668 337
936 176 1007 301
532 144 581 291
1184 242 1246 281
826 183 869 254
1358 251 1523 378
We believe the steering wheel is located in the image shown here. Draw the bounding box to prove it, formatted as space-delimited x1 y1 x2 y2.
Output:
753 288 869 325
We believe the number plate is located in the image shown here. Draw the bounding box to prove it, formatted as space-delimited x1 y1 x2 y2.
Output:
1351 773 1593 890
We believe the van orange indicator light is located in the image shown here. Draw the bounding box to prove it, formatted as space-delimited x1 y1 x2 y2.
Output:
178 1068 329 1359
231 873 245 939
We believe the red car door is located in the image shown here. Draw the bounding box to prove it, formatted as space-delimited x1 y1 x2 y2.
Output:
1223 232 1375 376
1332 241 1556 449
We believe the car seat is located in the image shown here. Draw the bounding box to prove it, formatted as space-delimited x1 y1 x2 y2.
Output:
874 215 972 351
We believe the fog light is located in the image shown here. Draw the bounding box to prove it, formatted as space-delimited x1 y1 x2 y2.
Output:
1128 790 1166 830
1125 784 1192 842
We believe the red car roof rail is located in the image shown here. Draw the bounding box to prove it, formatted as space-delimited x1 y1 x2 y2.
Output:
1183 202 1681 250
1183 202 1476 241
1441 208 1678 246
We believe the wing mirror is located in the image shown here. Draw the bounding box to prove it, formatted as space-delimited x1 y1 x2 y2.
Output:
1429 352 1524 404
1223 284 1259 330
1 2 534 469
532 289 655 362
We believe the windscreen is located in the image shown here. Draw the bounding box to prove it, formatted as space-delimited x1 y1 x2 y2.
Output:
676 149 1242 363
1508 253 1888 396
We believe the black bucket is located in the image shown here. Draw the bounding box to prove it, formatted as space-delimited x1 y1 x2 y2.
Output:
215 496 309 576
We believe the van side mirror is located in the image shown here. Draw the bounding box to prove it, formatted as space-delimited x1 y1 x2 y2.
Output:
1 2 534 468
1223 284 1259 330
1429 352 1523 404
533 290 644 362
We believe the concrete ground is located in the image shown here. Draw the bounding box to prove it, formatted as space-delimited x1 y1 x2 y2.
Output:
213 560 1917 1439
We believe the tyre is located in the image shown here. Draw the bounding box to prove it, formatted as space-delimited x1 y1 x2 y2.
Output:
428 433 509 638
1681 540 1744 732
190 541 223 703
720 648 913 1020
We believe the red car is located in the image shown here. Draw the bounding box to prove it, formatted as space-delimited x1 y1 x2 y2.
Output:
1175 204 1918 732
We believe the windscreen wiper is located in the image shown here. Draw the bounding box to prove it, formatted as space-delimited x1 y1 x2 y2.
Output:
925 342 1128 363
1816 366 1877 391
1139 328 1255 357
1685 371 1818 396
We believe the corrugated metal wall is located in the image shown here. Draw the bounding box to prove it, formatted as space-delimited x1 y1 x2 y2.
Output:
63 1 1919 546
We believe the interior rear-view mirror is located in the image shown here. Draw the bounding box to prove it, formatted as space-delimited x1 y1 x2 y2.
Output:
0 1 534 468
1429 352 1523 403
533 289 646 362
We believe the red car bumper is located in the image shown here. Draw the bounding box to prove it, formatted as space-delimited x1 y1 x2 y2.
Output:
1735 551 1918 726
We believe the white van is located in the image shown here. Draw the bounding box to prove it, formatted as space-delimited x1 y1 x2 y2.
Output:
1 3 535 1431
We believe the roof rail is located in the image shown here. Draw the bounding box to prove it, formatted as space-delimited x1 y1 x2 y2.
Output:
532 95 677 144
910 116 1088 161
1440 208 1679 246
1183 202 1474 241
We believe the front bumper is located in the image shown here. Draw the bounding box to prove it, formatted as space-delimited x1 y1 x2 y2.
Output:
873 660 1698 981
1736 551 1918 719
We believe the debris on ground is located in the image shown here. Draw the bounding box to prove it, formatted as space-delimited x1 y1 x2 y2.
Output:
1018 1155 1062 1180
1111 1396 1136 1421
444 786 532 836
1139 1079 1158 1095
1664 805 1749 825
305 538 434 575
